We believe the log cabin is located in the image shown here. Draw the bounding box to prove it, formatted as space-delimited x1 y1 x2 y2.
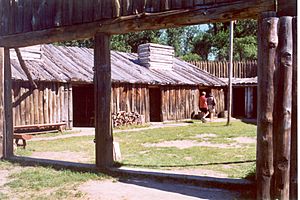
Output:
10 43 226 128
0 1 296 198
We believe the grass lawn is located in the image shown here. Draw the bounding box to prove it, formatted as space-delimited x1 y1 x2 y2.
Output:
0 161 109 200
16 121 257 179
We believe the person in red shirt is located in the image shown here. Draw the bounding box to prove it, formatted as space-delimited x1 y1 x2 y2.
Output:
199 91 209 122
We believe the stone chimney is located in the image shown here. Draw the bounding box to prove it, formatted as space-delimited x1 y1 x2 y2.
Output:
138 43 174 70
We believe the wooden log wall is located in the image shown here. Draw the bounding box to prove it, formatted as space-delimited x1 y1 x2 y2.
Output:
111 83 150 123
257 14 296 200
12 81 72 129
0 0 274 37
211 88 225 116
161 86 225 121
161 86 199 121
190 60 257 78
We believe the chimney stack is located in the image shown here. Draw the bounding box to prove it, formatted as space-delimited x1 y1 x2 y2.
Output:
138 43 174 70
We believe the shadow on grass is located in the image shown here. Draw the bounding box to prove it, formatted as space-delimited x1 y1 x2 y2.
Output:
118 159 256 169
5 156 257 199
241 118 257 125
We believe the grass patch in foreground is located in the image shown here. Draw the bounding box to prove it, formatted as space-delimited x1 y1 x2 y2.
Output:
16 121 257 179
6 166 109 200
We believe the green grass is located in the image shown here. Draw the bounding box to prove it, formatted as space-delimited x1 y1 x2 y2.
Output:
3 163 109 200
16 121 257 178
32 130 81 138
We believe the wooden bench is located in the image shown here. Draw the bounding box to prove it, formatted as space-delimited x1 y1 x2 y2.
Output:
14 122 67 134
14 134 32 149
13 122 67 149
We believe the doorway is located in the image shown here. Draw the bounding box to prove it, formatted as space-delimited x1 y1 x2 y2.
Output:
73 84 95 127
149 88 162 122
232 87 245 118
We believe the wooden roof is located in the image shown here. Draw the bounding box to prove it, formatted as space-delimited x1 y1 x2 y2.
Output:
10 44 225 87
0 0 275 48
220 77 257 86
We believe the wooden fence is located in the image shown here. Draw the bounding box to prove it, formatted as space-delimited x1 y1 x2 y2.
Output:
189 60 257 78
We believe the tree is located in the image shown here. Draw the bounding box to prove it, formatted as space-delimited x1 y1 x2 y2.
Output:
191 19 258 61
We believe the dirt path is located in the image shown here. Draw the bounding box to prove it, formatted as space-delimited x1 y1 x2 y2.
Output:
79 179 242 200
31 123 190 141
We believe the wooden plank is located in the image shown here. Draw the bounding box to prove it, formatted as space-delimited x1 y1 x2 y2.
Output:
24 86 30 125
277 0 296 16
144 87 150 122
50 0 61 27
3 48 13 158
131 86 136 112
68 85 73 128
20 87 26 125
112 0 121 18
94 0 102 21
171 0 182 9
48 85 53 123
56 84 61 123
290 16 297 200
72 0 83 24
33 88 39 124
273 16 293 200
31 0 42 30
52 84 57 123
194 0 204 6
9 0 17 34
62 0 73 26
22 0 32 32
59 84 64 123
43 85 49 124
38 84 44 124
63 84 69 126
133 0 146 14
29 85 34 125
0 0 10 35
166 88 170 120
0 48 3 157
102 0 113 19
0 0 276 47
0 48 5 158
83 0 94 23
94 32 113 167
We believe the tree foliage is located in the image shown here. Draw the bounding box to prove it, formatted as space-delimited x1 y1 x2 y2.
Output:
56 19 257 62
192 19 257 61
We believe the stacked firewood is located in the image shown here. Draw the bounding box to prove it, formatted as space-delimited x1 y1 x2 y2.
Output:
112 111 142 127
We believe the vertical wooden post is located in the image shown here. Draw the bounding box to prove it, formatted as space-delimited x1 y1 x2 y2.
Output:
0 48 4 158
68 85 73 128
273 16 293 200
94 32 114 168
256 12 277 200
226 20 233 125
290 16 297 200
3 48 13 158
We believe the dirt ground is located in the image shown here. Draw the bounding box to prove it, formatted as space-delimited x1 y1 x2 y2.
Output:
79 179 242 200
6 121 251 199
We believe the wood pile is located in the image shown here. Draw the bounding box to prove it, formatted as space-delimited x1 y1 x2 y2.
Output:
112 111 142 127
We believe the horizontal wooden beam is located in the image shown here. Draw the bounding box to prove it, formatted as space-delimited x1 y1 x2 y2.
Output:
0 0 275 48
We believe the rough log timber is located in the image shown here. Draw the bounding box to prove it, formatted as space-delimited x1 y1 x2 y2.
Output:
0 0 275 48
273 16 293 200
290 16 297 200
3 48 13 158
256 12 277 200
94 33 114 168
0 48 4 157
